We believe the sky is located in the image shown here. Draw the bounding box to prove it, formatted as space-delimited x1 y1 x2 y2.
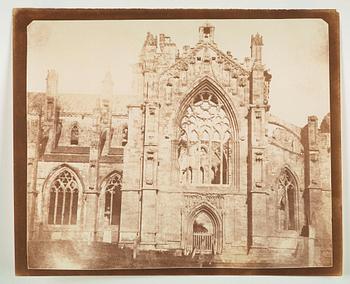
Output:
27 19 329 127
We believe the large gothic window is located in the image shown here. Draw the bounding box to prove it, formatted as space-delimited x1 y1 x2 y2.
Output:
103 173 122 226
48 169 80 225
178 93 232 185
277 168 297 230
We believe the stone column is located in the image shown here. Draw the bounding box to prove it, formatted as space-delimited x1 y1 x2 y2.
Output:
27 113 41 240
303 116 323 265
247 56 270 253
83 108 102 242
45 70 60 152
84 145 100 242
119 105 143 246
139 101 160 248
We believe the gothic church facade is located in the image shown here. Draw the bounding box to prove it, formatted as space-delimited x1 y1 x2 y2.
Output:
27 24 332 266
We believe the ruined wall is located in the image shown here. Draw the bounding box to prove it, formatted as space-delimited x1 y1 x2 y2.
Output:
131 25 255 253
27 25 333 267
265 129 306 257
27 72 128 244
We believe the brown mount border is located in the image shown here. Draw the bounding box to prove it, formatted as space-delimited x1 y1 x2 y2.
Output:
13 8 341 276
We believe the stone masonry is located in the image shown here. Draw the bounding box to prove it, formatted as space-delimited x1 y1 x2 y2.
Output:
27 23 332 267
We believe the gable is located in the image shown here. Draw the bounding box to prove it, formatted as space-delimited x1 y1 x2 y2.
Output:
160 42 250 79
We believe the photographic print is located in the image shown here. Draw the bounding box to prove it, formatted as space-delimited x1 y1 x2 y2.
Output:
13 9 341 274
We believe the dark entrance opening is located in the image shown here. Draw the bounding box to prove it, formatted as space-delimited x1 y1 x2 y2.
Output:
193 212 214 253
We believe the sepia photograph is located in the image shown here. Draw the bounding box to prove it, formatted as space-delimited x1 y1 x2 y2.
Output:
17 11 340 273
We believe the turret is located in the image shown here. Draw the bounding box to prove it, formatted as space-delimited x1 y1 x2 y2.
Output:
46 69 58 97
199 23 215 43
159 33 177 65
140 32 158 70
250 33 263 63
45 69 58 121
44 70 60 151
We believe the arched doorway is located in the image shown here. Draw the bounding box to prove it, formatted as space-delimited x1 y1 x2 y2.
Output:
193 212 215 253
176 79 235 255
186 203 222 255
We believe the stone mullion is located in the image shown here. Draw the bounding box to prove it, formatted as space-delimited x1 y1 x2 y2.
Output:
68 187 74 224
60 188 67 225
199 139 204 184
109 190 114 226
231 140 235 188
186 126 190 184
209 135 212 185
225 140 230 185
230 141 240 189
294 183 300 231
284 185 289 230
219 141 223 185
53 189 58 224
197 141 202 184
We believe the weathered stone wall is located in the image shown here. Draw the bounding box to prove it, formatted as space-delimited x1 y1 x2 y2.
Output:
29 160 124 241
56 115 95 147
26 24 333 267
312 131 332 266
265 141 306 255
119 106 143 245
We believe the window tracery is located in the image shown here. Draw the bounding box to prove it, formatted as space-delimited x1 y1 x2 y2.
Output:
103 173 122 226
277 168 297 230
48 169 80 225
178 93 232 185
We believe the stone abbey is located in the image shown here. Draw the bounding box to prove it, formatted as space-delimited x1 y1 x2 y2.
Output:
27 24 332 267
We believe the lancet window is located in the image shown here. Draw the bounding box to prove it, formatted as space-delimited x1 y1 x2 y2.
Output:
103 173 122 226
277 168 297 230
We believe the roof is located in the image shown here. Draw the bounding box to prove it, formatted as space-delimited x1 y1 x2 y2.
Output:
27 92 129 115
58 93 99 114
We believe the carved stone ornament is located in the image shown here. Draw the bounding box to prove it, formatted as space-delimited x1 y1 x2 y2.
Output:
255 151 263 161
184 193 224 213
145 152 154 185
238 76 248 87
310 152 319 162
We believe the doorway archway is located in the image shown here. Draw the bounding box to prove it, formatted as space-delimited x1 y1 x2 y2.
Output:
193 212 215 253
185 202 222 254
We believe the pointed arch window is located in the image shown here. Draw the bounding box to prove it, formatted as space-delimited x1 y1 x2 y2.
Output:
277 168 297 230
178 92 232 185
48 169 80 225
103 173 122 226
70 124 79 145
